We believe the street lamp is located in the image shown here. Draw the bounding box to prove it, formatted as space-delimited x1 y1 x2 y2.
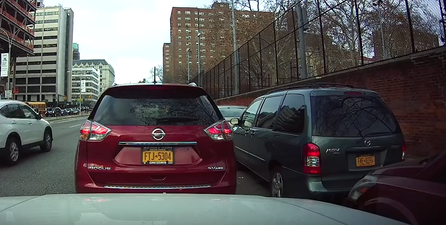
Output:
197 32 202 86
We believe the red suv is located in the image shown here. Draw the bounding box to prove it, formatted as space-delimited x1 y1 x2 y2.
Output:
75 84 236 194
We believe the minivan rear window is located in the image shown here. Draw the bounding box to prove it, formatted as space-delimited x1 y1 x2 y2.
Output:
311 95 401 137
93 94 220 126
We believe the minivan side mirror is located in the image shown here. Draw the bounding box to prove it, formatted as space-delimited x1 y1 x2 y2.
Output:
36 114 42 120
230 118 240 126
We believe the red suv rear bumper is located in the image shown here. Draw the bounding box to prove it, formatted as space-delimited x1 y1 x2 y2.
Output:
75 159 237 194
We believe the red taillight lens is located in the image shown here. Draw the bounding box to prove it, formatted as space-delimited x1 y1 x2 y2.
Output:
402 142 406 161
303 143 321 174
205 120 233 141
79 120 111 141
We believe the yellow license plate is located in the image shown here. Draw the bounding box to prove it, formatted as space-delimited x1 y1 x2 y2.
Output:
356 155 376 167
142 149 174 165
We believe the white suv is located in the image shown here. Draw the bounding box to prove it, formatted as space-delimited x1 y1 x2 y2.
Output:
0 100 53 166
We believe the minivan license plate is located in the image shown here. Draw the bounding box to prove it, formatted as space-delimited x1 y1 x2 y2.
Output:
356 155 375 167
142 147 174 165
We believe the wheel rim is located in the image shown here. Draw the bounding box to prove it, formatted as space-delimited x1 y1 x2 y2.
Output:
271 172 284 197
45 134 52 149
9 141 19 162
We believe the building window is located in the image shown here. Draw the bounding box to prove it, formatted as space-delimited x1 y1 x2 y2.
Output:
185 23 191 27
178 23 181 27
186 30 191 33
200 24 205 28
178 42 182 45
178 17 181 20
199 12 205 16
177 11 181 14
185 11 191 14
185 17 191 21
199 18 205 22
186 36 191 40
179 55 182 58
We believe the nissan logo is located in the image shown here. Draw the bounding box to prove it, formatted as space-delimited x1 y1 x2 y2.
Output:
364 139 372 146
152 128 165 141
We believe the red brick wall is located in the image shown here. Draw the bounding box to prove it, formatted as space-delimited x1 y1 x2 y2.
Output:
215 47 446 157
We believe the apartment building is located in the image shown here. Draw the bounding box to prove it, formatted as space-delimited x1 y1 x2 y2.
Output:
73 59 115 93
71 67 99 103
162 43 171 81
163 2 273 84
14 6 74 103
0 0 37 97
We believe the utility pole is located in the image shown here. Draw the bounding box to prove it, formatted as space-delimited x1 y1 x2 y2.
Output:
153 66 157 84
231 0 239 94
297 3 308 79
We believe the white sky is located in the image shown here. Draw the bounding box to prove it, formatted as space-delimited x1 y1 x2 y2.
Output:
42 0 212 83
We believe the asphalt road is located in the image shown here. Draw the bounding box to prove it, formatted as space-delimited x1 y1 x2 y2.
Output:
0 117 269 197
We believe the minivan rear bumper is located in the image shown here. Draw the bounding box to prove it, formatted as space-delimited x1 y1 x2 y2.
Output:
282 168 350 200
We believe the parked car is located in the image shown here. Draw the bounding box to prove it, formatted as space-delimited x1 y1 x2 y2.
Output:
45 107 62 117
218 105 247 122
230 82 405 200
344 152 445 225
75 83 236 194
0 100 53 165
69 108 80 115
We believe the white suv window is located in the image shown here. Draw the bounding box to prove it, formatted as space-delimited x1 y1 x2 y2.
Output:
20 105 37 119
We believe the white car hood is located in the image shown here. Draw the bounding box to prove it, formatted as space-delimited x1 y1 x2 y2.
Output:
0 194 406 225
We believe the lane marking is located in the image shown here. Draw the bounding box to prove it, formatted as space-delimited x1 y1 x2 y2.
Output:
69 124 81 128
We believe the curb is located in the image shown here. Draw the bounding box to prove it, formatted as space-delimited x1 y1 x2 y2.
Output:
44 114 87 121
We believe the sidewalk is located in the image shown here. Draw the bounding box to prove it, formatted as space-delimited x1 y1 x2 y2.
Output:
43 113 87 121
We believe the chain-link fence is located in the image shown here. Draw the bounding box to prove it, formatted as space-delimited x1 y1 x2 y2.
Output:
191 0 444 99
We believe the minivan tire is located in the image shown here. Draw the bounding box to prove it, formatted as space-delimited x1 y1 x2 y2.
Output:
270 166 286 198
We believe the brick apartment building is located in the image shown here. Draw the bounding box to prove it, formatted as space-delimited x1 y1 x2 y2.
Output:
163 2 273 84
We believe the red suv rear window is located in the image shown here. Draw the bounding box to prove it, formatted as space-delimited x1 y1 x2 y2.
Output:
91 86 221 126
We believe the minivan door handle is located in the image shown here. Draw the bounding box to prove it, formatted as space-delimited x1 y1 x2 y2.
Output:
11 121 17 124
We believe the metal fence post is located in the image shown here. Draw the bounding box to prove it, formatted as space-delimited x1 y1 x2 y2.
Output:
354 0 364 65
404 0 416 53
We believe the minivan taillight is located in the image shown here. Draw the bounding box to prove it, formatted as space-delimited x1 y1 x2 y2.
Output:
79 120 111 141
205 120 232 141
303 143 321 175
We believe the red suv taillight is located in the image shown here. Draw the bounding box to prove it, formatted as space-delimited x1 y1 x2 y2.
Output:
80 120 111 141
303 143 321 175
205 120 232 141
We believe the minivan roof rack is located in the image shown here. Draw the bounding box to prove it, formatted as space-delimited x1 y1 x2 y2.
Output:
267 82 355 94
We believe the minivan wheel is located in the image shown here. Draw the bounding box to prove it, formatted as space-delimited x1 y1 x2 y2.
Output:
1 137 20 166
270 167 284 198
